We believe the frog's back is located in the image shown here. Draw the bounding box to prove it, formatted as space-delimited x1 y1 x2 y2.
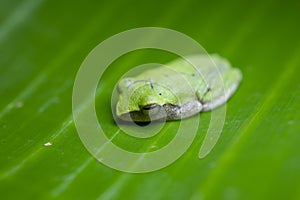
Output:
126 54 241 109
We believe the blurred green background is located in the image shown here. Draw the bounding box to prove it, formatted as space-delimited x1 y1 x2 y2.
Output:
0 0 299 199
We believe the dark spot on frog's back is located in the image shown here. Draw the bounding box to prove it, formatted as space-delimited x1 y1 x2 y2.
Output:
150 82 154 89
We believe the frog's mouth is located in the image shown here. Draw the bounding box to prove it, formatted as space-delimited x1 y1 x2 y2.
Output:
117 100 203 122
118 103 180 122
141 103 159 110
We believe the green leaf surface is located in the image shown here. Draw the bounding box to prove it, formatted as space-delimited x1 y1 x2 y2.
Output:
1 0 299 199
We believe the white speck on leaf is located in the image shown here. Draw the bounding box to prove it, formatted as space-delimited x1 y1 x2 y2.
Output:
44 142 52 147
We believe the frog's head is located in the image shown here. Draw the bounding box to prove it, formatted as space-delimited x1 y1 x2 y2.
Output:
116 82 178 122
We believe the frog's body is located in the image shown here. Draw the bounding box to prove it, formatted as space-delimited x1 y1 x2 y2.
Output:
116 54 242 122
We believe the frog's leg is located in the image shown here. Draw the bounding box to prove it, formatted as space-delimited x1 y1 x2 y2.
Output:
197 68 242 111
